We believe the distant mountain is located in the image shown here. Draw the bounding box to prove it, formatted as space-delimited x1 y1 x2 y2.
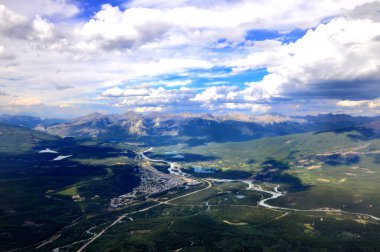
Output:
364 119 380 133
0 123 60 154
0 114 67 129
39 112 380 142
296 113 379 130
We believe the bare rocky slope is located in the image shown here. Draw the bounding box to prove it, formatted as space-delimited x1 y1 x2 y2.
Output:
32 112 380 141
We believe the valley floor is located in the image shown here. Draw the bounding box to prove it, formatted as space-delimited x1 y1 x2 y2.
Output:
1 127 380 251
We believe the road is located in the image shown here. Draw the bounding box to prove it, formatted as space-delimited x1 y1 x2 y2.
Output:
76 179 212 252
240 180 380 221
74 147 379 251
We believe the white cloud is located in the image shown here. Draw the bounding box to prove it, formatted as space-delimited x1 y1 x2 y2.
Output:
123 88 150 96
336 98 380 109
32 15 55 41
134 106 163 113
231 15 380 99
191 86 225 102
369 100 380 108
0 4 58 44
124 0 375 30
349 1 380 22
70 1 378 53
8 97 43 106
59 102 75 108
0 0 79 18
0 4 28 38
190 86 239 102
336 100 368 107
241 83 271 102
1 1 380 116
124 0 195 8
0 44 10 59
102 87 156 98
75 4 170 51
222 103 270 113
103 86 195 110
102 87 124 97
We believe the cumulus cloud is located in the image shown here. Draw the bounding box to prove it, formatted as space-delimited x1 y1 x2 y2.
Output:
134 106 163 113
231 14 380 101
75 4 171 51
189 83 272 109
221 103 270 113
349 1 380 22
122 88 151 97
101 84 272 114
191 86 226 102
0 4 29 39
125 0 375 30
0 45 14 59
336 98 380 109
68 0 378 52
102 87 124 97
191 86 239 102
32 15 55 41
1 0 380 116
101 86 196 112
0 4 57 43
0 0 79 18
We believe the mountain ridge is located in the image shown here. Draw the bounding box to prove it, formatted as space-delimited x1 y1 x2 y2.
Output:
27 112 380 141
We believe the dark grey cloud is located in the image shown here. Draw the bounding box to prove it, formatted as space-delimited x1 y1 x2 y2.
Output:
55 84 73 91
0 91 10 96
97 23 171 51
283 79 380 100
0 52 15 60
349 1 380 22
0 6 31 40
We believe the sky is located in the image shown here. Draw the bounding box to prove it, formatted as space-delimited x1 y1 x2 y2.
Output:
0 0 380 118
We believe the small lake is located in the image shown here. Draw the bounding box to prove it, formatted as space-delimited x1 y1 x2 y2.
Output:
192 166 216 174
183 166 252 179
164 151 178 155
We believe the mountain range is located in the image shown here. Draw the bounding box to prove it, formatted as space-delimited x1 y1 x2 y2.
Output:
0 114 66 129
1 112 379 142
